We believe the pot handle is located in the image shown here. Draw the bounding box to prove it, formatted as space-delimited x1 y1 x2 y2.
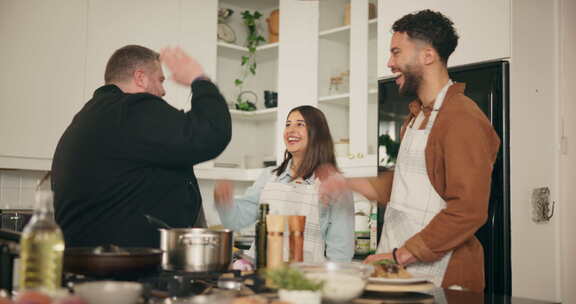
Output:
178 235 219 247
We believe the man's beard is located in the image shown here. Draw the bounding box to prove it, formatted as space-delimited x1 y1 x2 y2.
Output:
398 65 422 97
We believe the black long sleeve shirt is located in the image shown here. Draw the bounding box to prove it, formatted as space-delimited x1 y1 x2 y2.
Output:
51 80 231 248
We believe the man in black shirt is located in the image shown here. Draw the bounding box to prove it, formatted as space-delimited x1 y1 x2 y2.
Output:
51 45 231 248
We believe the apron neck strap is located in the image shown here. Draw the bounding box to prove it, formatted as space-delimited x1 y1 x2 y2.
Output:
425 80 453 128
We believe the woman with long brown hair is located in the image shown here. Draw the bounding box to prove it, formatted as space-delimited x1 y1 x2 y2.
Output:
214 105 354 262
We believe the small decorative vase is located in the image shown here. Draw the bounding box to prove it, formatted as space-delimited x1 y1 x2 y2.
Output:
278 289 321 304
266 9 279 43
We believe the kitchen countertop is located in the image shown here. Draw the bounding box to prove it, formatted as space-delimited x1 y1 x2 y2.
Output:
354 288 559 304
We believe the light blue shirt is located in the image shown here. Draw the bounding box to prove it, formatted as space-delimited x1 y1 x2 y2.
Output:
216 164 355 262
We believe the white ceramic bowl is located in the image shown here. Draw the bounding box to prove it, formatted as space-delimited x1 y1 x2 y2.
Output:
290 261 374 303
74 281 142 304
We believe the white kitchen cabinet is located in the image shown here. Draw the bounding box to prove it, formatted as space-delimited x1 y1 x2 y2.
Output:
0 0 217 171
84 0 204 110
0 0 87 170
377 0 511 79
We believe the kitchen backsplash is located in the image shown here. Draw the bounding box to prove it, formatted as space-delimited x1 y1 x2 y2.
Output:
1 169 370 231
0 169 250 228
0 169 47 210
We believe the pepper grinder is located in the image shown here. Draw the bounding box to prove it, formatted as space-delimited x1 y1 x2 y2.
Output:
288 215 306 262
266 215 285 270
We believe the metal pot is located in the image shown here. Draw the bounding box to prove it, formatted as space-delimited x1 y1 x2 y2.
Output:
160 228 233 272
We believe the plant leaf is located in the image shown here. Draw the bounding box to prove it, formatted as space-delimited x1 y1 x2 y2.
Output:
264 267 324 291
241 56 249 65
372 259 397 265
235 79 243 86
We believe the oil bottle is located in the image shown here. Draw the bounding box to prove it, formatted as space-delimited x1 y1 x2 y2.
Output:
18 182 65 291
255 203 269 270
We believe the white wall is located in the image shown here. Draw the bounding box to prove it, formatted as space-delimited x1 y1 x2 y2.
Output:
510 0 561 301
559 0 576 302
376 0 511 79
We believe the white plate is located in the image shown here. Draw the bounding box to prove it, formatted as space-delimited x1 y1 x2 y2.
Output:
368 274 433 284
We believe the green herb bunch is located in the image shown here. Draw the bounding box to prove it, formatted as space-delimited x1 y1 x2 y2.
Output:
265 267 324 291
234 10 266 111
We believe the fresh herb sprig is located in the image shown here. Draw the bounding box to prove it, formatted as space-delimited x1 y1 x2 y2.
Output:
264 267 324 291
372 259 397 265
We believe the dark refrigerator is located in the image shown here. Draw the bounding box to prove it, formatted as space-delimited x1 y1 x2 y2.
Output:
377 61 511 295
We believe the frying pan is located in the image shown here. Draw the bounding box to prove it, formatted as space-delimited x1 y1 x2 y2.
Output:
64 245 162 277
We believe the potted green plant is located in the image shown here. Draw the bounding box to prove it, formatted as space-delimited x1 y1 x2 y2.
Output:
265 267 324 304
234 10 266 111
379 134 400 167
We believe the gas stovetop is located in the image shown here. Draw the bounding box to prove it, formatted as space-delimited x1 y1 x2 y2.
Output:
64 269 268 301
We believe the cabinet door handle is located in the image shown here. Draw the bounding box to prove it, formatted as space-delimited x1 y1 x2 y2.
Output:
357 153 364 159
348 153 355 159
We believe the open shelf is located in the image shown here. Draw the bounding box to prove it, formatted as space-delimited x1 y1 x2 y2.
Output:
319 24 350 42
229 108 277 121
318 92 350 105
318 89 378 106
319 19 377 42
217 41 279 59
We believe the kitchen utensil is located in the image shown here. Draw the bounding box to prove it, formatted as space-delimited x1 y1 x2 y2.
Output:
148 294 233 304
159 228 233 272
266 215 285 270
144 214 172 229
0 209 33 232
367 271 434 284
364 280 435 293
234 234 254 250
74 281 142 304
278 289 321 304
217 277 243 291
63 245 162 277
288 215 305 262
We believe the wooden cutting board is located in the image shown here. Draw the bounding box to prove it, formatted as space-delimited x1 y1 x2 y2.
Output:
353 290 435 304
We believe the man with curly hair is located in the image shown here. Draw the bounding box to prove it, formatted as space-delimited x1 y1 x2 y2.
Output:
319 10 500 291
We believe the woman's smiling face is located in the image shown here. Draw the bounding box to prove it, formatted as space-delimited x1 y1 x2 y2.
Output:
284 110 309 156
